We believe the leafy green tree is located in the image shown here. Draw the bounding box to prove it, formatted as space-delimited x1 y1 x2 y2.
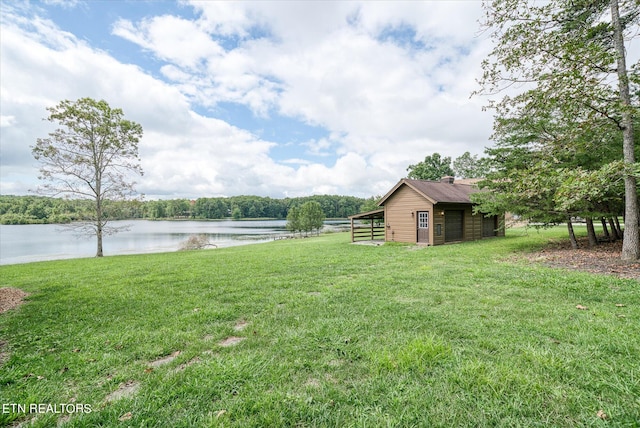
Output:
360 196 382 213
146 200 167 219
231 206 242 220
476 0 640 260
32 98 143 257
193 198 230 219
286 202 326 236
406 153 454 180
453 152 491 179
300 201 325 235
286 205 301 235
166 199 191 218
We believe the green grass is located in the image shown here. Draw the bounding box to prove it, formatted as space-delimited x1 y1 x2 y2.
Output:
0 228 638 427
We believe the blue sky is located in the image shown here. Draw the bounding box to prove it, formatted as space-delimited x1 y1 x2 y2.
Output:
1 0 495 199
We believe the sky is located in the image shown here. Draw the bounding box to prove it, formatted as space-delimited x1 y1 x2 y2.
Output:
1 0 496 200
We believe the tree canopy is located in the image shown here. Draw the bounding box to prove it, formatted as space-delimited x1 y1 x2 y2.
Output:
286 201 326 236
407 152 491 180
406 153 454 180
474 0 639 258
32 98 143 257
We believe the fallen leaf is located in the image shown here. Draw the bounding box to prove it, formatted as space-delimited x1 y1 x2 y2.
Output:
119 412 133 421
576 305 588 310
144 368 154 373
596 409 608 420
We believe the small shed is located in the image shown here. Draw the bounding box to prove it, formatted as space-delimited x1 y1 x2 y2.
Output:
350 177 504 245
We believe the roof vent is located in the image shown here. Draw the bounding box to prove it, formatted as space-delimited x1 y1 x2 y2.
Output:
441 176 455 184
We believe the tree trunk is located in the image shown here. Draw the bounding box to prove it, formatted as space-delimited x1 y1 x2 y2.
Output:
96 223 103 257
567 219 579 249
608 217 620 241
96 190 104 257
601 218 611 242
586 217 598 247
614 216 623 237
611 0 640 260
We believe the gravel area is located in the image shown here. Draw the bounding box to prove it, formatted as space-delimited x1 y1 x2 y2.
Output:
516 238 640 281
0 287 29 314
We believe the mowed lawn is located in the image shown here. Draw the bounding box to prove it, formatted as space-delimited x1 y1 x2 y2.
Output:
0 228 638 427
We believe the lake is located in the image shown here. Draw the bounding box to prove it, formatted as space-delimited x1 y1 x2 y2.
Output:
0 219 338 265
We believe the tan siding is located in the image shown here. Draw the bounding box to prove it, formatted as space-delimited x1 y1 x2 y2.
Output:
384 185 432 243
378 180 506 245
472 214 483 240
432 210 445 245
465 208 484 241
434 204 477 243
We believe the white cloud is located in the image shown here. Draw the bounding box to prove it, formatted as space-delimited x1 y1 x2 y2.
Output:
113 0 494 157
0 115 16 127
1 1 496 200
41 0 81 8
112 15 224 69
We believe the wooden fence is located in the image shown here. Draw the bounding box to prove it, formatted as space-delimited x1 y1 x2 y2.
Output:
351 222 385 242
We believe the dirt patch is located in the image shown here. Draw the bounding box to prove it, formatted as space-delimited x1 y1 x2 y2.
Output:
234 320 249 331
304 378 321 388
148 351 181 368
515 238 640 280
218 336 245 347
174 356 200 372
105 380 140 402
0 287 29 314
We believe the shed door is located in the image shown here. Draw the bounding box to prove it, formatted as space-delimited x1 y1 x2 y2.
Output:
417 211 429 244
482 216 497 237
445 210 464 242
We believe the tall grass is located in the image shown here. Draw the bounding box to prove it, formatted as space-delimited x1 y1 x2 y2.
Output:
0 228 638 427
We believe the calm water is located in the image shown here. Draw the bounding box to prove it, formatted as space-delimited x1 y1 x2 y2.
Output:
0 220 293 265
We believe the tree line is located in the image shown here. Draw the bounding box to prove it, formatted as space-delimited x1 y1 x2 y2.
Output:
471 0 639 258
0 194 374 225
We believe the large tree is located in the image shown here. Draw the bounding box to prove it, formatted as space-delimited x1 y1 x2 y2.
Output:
32 98 144 257
452 151 492 178
406 153 454 180
286 201 326 236
476 0 640 260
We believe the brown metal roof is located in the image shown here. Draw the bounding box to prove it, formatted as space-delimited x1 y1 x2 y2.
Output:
378 178 480 206
348 208 385 220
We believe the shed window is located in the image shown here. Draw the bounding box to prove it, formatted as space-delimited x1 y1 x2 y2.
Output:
418 211 429 228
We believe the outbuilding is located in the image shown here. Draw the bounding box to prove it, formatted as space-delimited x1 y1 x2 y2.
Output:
350 177 504 245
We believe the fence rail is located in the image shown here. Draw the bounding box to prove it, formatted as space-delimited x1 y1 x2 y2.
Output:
351 224 385 241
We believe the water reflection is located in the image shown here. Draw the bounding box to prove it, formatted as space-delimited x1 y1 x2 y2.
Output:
0 219 292 265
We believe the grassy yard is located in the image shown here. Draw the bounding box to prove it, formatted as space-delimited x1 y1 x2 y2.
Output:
0 228 638 427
